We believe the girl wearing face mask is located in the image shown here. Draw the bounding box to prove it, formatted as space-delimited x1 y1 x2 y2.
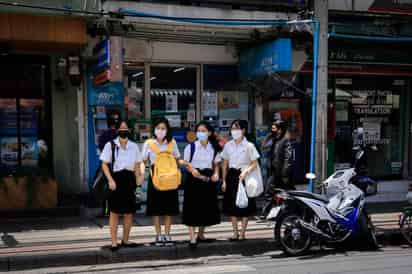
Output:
141 118 181 246
100 121 144 251
221 120 259 241
182 121 221 248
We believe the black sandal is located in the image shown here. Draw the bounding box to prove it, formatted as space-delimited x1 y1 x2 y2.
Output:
109 245 119 252
229 233 239 242
121 241 139 248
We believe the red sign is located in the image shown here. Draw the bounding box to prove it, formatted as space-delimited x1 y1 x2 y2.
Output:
93 70 111 86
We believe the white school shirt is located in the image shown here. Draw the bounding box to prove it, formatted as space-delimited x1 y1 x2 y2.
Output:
100 138 142 172
141 139 181 165
220 138 260 169
183 141 221 170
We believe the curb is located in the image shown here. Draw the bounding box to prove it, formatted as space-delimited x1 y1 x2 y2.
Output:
1 230 408 272
1 239 277 272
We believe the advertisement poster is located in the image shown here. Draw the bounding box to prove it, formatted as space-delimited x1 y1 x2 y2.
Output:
0 99 17 135
165 115 181 128
218 92 239 109
0 137 19 167
21 137 39 166
166 94 178 113
0 137 39 167
202 93 218 116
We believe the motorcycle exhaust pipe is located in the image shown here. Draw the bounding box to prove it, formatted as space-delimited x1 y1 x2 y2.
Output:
298 220 332 239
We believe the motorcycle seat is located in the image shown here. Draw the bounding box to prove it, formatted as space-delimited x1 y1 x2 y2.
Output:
288 191 329 203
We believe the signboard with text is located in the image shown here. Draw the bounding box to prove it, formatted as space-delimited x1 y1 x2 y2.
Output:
240 38 292 78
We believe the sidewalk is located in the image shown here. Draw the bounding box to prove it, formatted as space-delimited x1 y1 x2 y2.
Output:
0 207 406 272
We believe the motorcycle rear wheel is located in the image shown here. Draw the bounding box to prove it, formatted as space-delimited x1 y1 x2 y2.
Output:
358 211 379 250
275 213 312 256
400 213 412 246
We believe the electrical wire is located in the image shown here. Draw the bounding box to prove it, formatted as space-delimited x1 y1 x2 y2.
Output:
0 1 105 16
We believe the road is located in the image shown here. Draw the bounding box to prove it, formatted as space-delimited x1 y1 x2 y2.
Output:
9 246 412 274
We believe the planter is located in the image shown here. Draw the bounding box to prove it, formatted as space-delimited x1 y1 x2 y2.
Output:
0 177 28 209
0 176 58 210
32 178 58 209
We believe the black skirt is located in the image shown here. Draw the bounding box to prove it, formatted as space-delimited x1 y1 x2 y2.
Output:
182 169 221 227
146 167 179 216
222 168 256 217
108 170 137 214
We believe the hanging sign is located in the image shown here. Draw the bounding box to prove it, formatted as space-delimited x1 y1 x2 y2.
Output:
92 37 123 86
240 38 292 78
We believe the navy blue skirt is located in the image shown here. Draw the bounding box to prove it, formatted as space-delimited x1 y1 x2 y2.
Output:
222 168 256 217
108 170 137 214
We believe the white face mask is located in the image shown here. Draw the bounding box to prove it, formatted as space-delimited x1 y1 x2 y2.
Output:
154 128 167 139
231 129 242 140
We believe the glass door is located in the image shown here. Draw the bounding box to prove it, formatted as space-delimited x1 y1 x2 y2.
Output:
150 65 198 150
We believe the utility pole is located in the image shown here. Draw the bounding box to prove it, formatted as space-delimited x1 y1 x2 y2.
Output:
314 0 328 192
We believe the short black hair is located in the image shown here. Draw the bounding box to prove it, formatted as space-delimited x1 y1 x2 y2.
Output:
231 119 248 131
196 120 221 152
152 117 173 142
273 119 288 132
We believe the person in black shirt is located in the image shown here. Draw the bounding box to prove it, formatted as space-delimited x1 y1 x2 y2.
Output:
98 113 120 152
259 119 294 219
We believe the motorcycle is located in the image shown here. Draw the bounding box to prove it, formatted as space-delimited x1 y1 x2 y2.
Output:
266 148 379 256
399 183 412 245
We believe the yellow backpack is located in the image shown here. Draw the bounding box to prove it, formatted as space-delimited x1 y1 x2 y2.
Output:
147 139 181 191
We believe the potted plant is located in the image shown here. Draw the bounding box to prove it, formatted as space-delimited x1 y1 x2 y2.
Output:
0 167 57 210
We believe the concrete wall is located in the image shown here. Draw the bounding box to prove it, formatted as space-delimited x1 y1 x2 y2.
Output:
123 39 238 64
50 56 86 195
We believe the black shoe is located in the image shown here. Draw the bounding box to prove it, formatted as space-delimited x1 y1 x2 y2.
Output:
109 245 119 252
189 241 197 249
121 241 139 248
197 237 215 243
229 234 239 242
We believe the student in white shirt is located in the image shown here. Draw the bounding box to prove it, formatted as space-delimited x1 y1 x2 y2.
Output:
101 121 144 252
140 117 182 246
221 120 260 241
182 121 221 249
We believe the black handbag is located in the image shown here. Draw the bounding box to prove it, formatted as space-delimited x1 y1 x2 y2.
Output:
92 141 116 203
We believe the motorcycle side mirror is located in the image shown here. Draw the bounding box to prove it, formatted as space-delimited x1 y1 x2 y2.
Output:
306 173 316 180
355 150 364 160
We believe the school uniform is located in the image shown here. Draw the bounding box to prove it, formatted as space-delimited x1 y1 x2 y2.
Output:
182 141 221 227
100 138 141 214
221 138 259 217
141 139 181 216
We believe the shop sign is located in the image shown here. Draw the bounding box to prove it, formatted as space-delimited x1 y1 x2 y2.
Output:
87 76 124 106
369 0 412 15
239 38 292 78
91 37 123 86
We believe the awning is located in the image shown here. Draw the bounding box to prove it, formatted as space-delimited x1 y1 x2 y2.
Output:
94 1 298 45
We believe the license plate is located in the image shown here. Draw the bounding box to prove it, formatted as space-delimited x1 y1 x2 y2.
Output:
267 206 281 220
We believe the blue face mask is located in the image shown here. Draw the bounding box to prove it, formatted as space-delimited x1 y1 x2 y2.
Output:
196 132 209 141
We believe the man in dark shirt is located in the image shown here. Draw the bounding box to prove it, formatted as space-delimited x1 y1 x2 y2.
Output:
98 114 120 152
259 119 294 219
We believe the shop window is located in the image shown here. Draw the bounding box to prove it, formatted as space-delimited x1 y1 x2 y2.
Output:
150 65 197 148
203 65 248 141
0 58 51 172
124 67 150 143
335 76 404 177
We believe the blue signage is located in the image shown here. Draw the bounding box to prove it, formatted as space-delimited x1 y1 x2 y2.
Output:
239 38 292 78
93 39 110 73
87 73 124 106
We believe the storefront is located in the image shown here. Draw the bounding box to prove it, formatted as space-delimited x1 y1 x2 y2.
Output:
0 13 88 210
300 40 412 180
0 55 52 171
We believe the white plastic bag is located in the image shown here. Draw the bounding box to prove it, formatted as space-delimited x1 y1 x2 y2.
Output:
236 180 249 208
243 164 264 198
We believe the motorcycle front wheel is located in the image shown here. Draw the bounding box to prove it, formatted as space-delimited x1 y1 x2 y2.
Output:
274 213 312 256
